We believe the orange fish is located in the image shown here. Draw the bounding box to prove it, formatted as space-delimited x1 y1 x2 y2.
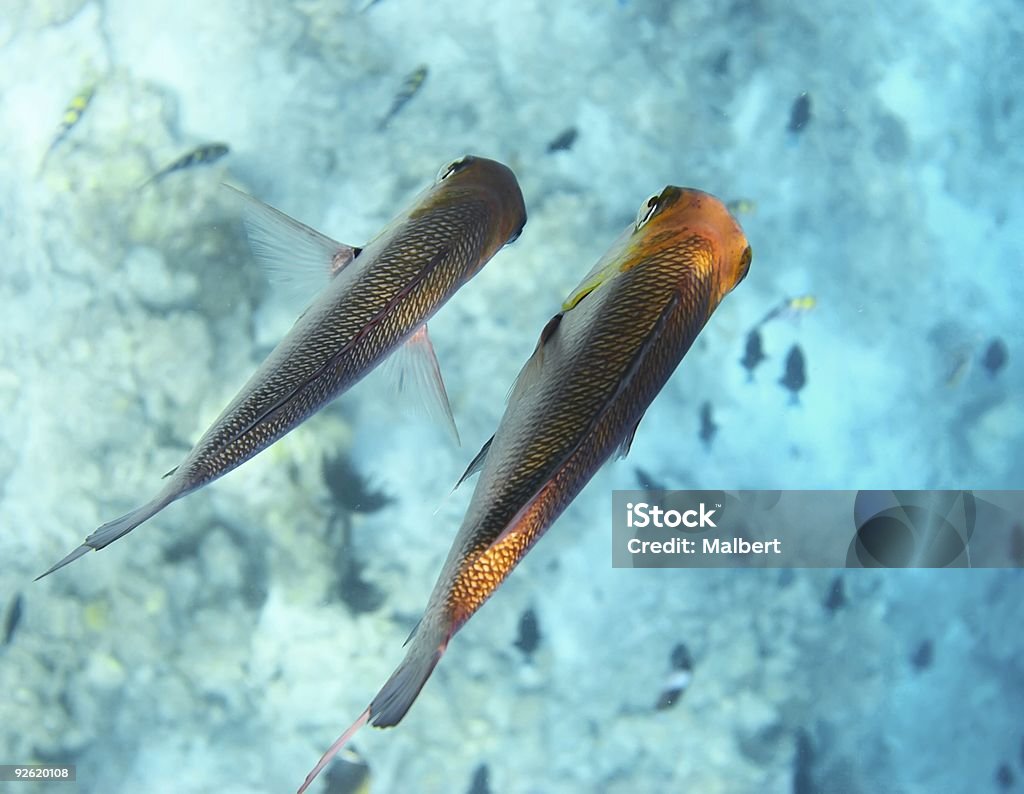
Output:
298 187 751 792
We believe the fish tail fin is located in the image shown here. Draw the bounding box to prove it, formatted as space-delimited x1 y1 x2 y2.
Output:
35 492 176 580
296 708 370 794
296 616 450 793
369 617 449 728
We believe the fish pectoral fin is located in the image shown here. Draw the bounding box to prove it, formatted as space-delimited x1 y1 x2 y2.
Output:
560 224 633 311
507 312 563 407
384 324 461 447
223 184 359 303
453 435 493 491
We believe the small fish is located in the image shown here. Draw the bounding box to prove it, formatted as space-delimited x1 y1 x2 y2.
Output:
725 198 757 215
740 328 766 380
780 344 806 404
698 400 717 449
38 85 95 171
321 746 370 794
792 730 817 794
759 294 816 325
546 127 578 153
377 65 428 131
513 607 540 658
655 642 693 710
996 763 1014 790
788 92 812 134
3 593 23 646
910 639 933 671
981 338 1008 376
467 764 491 794
138 142 230 189
296 187 751 792
37 156 527 580
823 575 845 612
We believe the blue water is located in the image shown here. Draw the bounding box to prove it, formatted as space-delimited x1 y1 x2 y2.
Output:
0 0 1021 792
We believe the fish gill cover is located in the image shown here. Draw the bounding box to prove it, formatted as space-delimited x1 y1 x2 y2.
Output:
0 0 1021 792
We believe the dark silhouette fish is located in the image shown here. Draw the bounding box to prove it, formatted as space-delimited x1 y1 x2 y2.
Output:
981 337 1008 376
3 593 23 646
38 156 526 579
297 187 751 792
740 327 766 380
546 127 578 153
699 400 717 449
780 343 806 403
788 92 812 134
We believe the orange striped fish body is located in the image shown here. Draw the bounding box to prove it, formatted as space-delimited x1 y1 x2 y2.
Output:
298 187 750 792
40 156 526 579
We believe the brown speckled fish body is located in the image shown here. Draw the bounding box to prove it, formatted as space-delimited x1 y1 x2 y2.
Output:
297 188 750 793
39 156 526 579
182 158 524 492
395 188 750 715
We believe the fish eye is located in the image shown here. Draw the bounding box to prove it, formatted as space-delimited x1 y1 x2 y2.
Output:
437 157 469 182
635 193 661 230
737 246 753 281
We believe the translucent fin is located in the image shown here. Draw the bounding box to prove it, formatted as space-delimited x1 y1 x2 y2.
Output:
223 184 359 302
507 313 562 408
614 416 645 460
296 708 370 794
453 436 493 491
385 325 460 447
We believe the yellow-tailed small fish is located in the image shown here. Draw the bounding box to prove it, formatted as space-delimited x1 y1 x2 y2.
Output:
377 65 428 131
37 155 526 579
725 197 757 215
38 85 95 172
297 187 751 793
758 293 816 325
137 142 230 189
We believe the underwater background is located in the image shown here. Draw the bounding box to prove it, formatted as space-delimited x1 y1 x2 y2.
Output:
1 0 1022 792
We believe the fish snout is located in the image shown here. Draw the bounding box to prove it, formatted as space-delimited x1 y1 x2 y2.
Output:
450 155 527 266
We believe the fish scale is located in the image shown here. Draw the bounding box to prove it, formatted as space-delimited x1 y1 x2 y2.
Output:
443 244 716 624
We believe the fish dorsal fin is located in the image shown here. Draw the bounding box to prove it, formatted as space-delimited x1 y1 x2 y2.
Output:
454 435 494 491
223 184 360 302
560 225 633 311
384 324 460 447
507 312 563 407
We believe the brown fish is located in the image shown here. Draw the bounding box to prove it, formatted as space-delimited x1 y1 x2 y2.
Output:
38 155 526 579
297 186 751 792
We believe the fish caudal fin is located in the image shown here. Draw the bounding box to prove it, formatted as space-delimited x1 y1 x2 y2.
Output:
35 492 176 580
296 618 449 793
